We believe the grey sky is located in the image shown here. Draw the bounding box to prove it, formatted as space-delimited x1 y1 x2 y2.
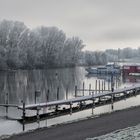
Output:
0 0 140 50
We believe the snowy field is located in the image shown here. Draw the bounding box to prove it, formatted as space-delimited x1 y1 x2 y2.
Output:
86 124 140 140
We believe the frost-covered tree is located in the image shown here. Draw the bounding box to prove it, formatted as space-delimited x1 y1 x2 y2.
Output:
6 21 26 68
0 19 85 69
61 37 84 66
35 26 66 67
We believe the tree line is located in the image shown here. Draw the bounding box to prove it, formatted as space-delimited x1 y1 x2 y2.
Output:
84 47 140 66
0 20 84 69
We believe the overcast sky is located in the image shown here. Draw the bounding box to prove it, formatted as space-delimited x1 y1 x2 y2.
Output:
0 0 140 51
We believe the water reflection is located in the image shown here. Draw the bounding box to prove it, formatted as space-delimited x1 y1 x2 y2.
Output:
0 67 140 106
0 67 85 106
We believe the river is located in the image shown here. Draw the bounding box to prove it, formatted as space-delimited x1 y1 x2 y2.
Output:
0 66 140 136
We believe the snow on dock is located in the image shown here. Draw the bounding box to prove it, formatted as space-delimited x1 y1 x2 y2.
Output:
18 84 140 110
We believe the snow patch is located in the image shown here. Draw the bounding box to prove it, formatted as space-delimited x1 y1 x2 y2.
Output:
0 135 10 140
86 124 140 140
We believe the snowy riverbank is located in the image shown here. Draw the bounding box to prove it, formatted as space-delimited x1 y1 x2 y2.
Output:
87 124 140 140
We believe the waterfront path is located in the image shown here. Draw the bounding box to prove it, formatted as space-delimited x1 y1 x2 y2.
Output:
7 106 140 140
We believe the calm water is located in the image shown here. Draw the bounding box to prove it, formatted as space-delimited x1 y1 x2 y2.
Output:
0 66 140 136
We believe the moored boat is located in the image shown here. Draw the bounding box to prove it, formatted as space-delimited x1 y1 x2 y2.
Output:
86 63 121 74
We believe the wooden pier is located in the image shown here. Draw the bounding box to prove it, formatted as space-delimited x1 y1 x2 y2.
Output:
0 81 140 131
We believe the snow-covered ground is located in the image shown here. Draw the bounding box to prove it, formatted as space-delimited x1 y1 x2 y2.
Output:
86 124 140 140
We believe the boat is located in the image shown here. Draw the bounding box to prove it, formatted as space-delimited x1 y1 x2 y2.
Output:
85 63 121 74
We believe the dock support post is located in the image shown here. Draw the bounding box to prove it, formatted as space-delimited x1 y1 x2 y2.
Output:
57 87 59 100
134 88 137 96
104 81 106 91
108 81 110 91
116 78 117 89
35 90 41 104
102 81 103 92
89 84 91 95
47 89 49 101
99 80 100 93
95 80 97 94
111 94 114 111
75 86 77 98
5 93 9 118
22 101 26 131
66 87 68 100
124 91 127 100
82 82 85 96
46 90 49 127
70 102 73 115
55 105 58 112
35 91 37 104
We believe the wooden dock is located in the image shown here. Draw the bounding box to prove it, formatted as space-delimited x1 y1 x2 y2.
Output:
17 85 140 110
0 82 140 131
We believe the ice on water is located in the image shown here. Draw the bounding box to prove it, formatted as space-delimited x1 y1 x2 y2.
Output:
86 124 140 140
